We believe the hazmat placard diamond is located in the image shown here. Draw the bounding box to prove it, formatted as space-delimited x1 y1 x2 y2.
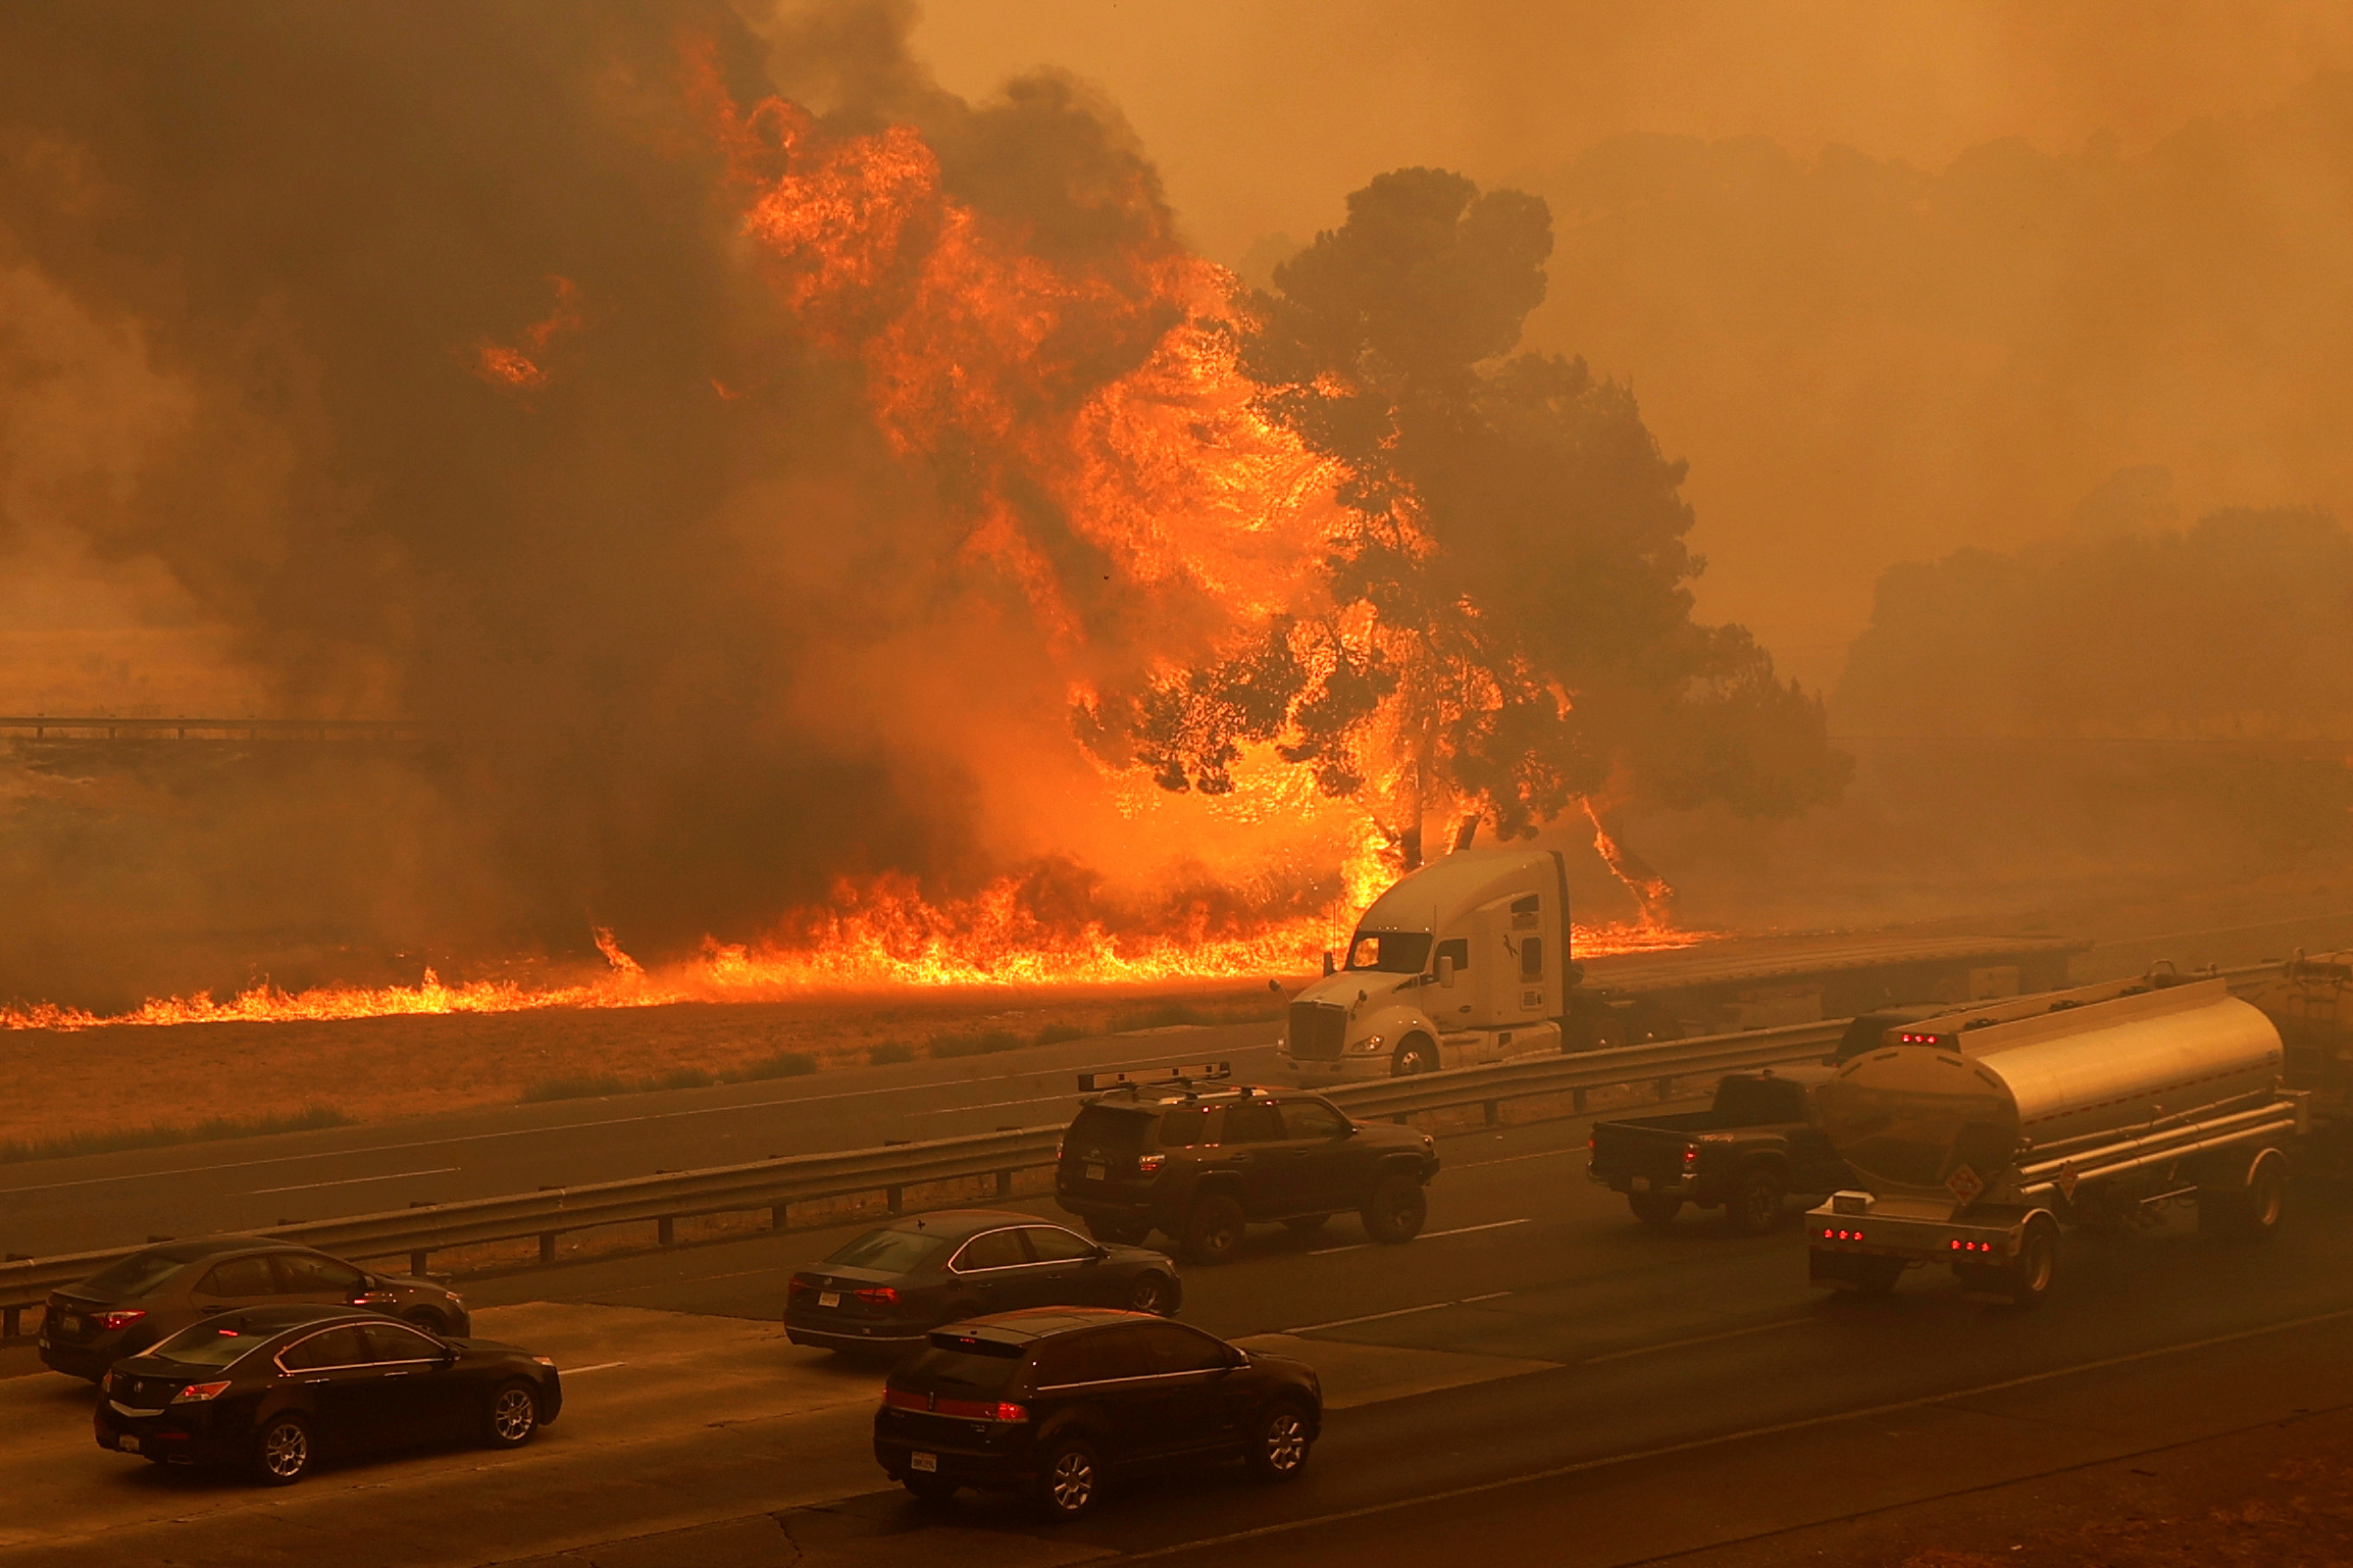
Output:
1945 1164 1984 1205
2055 1162 2080 1201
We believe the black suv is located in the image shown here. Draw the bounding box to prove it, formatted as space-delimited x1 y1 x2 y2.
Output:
40 1237 471 1382
1053 1065 1440 1263
873 1307 1321 1518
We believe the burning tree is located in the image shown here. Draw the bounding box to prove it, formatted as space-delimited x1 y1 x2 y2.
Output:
1088 169 1848 897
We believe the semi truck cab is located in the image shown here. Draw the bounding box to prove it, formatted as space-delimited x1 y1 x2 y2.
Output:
1280 847 1571 1080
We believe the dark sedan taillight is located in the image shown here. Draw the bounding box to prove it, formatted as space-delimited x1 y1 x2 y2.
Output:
854 1286 897 1306
787 1276 812 1297
883 1389 927 1411
99 1309 146 1332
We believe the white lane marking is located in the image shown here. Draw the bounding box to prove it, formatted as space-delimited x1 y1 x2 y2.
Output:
0 1042 1281 1195
1581 1317 1811 1364
1285 1290 1512 1334
1308 1217 1530 1256
913 1093 1072 1115
1122 1304 2353 1562
248 1166 457 1195
1458 1148 1581 1170
560 1361 625 1375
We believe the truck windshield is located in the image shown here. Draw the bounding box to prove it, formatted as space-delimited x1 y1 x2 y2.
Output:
1347 932 1432 973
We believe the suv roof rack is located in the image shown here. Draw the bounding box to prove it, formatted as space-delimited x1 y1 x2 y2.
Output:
1077 1061 1236 1096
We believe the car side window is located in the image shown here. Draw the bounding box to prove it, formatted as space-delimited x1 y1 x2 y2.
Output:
272 1253 366 1296
1029 1333 1103 1388
197 1255 279 1298
360 1323 440 1362
1519 935 1544 981
1435 936 1470 973
1084 1326 1155 1382
1155 1104 1220 1146
1221 1101 1285 1143
1021 1226 1098 1263
1133 1322 1231 1374
1279 1099 1347 1139
280 1325 372 1371
950 1229 1030 1271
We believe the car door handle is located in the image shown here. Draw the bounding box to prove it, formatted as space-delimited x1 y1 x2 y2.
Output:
1229 1152 1253 1163
198 1305 226 1316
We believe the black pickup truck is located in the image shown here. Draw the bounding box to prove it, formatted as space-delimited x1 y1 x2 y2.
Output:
1586 1067 1847 1235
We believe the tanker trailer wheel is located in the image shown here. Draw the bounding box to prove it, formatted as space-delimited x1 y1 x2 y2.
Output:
1995 1216 2060 1307
2200 1149 2287 1239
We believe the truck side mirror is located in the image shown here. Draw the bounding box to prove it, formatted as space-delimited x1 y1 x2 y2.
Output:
1436 955 1457 988
1323 949 1337 977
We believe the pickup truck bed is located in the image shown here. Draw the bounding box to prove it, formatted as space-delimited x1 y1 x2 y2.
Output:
1587 1069 1847 1234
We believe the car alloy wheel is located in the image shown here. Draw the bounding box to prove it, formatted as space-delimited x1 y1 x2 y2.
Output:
1249 1400 1312 1481
255 1417 311 1485
486 1382 538 1446
1040 1441 1099 1519
1185 1194 1247 1265
1126 1272 1171 1314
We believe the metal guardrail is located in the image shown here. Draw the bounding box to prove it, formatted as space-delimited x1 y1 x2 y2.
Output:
0 1018 1853 1336
0 716 450 742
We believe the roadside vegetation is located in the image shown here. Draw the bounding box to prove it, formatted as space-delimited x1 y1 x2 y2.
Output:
0 1104 349 1165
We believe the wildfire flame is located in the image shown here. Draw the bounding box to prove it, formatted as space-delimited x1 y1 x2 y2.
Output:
0 81 1701 1036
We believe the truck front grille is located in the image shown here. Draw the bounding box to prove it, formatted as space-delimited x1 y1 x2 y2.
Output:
1287 1002 1348 1060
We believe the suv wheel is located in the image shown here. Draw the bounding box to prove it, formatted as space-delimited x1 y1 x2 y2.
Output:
1246 1399 1314 1482
1036 1437 1100 1520
1184 1193 1247 1265
1359 1170 1427 1244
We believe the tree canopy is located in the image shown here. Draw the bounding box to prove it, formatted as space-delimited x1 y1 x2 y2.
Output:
1092 167 1848 871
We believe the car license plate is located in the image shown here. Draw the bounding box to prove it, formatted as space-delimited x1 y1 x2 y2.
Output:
119 1435 141 1454
910 1451 938 1473
1630 1177 1650 1192
818 1290 841 1308
1084 1163 1105 1181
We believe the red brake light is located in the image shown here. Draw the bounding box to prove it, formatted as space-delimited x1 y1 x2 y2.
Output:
99 1309 146 1332
101 1371 114 1393
1137 1153 1165 1174
990 1401 1028 1423
1682 1146 1698 1164
787 1277 811 1295
172 1381 231 1403
883 1389 927 1411
934 1395 1028 1421
854 1286 897 1306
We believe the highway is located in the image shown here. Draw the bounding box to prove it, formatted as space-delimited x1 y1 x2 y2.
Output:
6 1104 2350 1567
10 900 2351 1266
0 1024 1286 1260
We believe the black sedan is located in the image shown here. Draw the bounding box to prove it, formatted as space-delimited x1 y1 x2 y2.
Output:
94 1303 561 1484
42 1235 470 1382
873 1308 1321 1518
786 1210 1181 1359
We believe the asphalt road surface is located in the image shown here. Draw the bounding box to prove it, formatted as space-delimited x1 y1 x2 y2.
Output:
0 1023 1286 1260
10 900 2352 1264
8 1106 2351 1567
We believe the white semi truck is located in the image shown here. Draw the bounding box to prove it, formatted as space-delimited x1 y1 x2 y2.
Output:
1806 975 2302 1304
1277 846 2083 1081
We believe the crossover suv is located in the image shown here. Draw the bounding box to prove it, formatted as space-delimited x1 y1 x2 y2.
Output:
1053 1066 1439 1263
94 1303 560 1484
872 1307 1321 1518
786 1210 1181 1359
40 1236 470 1381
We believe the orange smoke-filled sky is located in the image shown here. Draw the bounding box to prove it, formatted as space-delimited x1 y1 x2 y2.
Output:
906 0 2353 683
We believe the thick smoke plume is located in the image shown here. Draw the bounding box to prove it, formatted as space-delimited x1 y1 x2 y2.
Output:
0 1 1359 1006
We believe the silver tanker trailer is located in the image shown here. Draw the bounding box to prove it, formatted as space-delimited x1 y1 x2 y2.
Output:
1806 975 2303 1305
